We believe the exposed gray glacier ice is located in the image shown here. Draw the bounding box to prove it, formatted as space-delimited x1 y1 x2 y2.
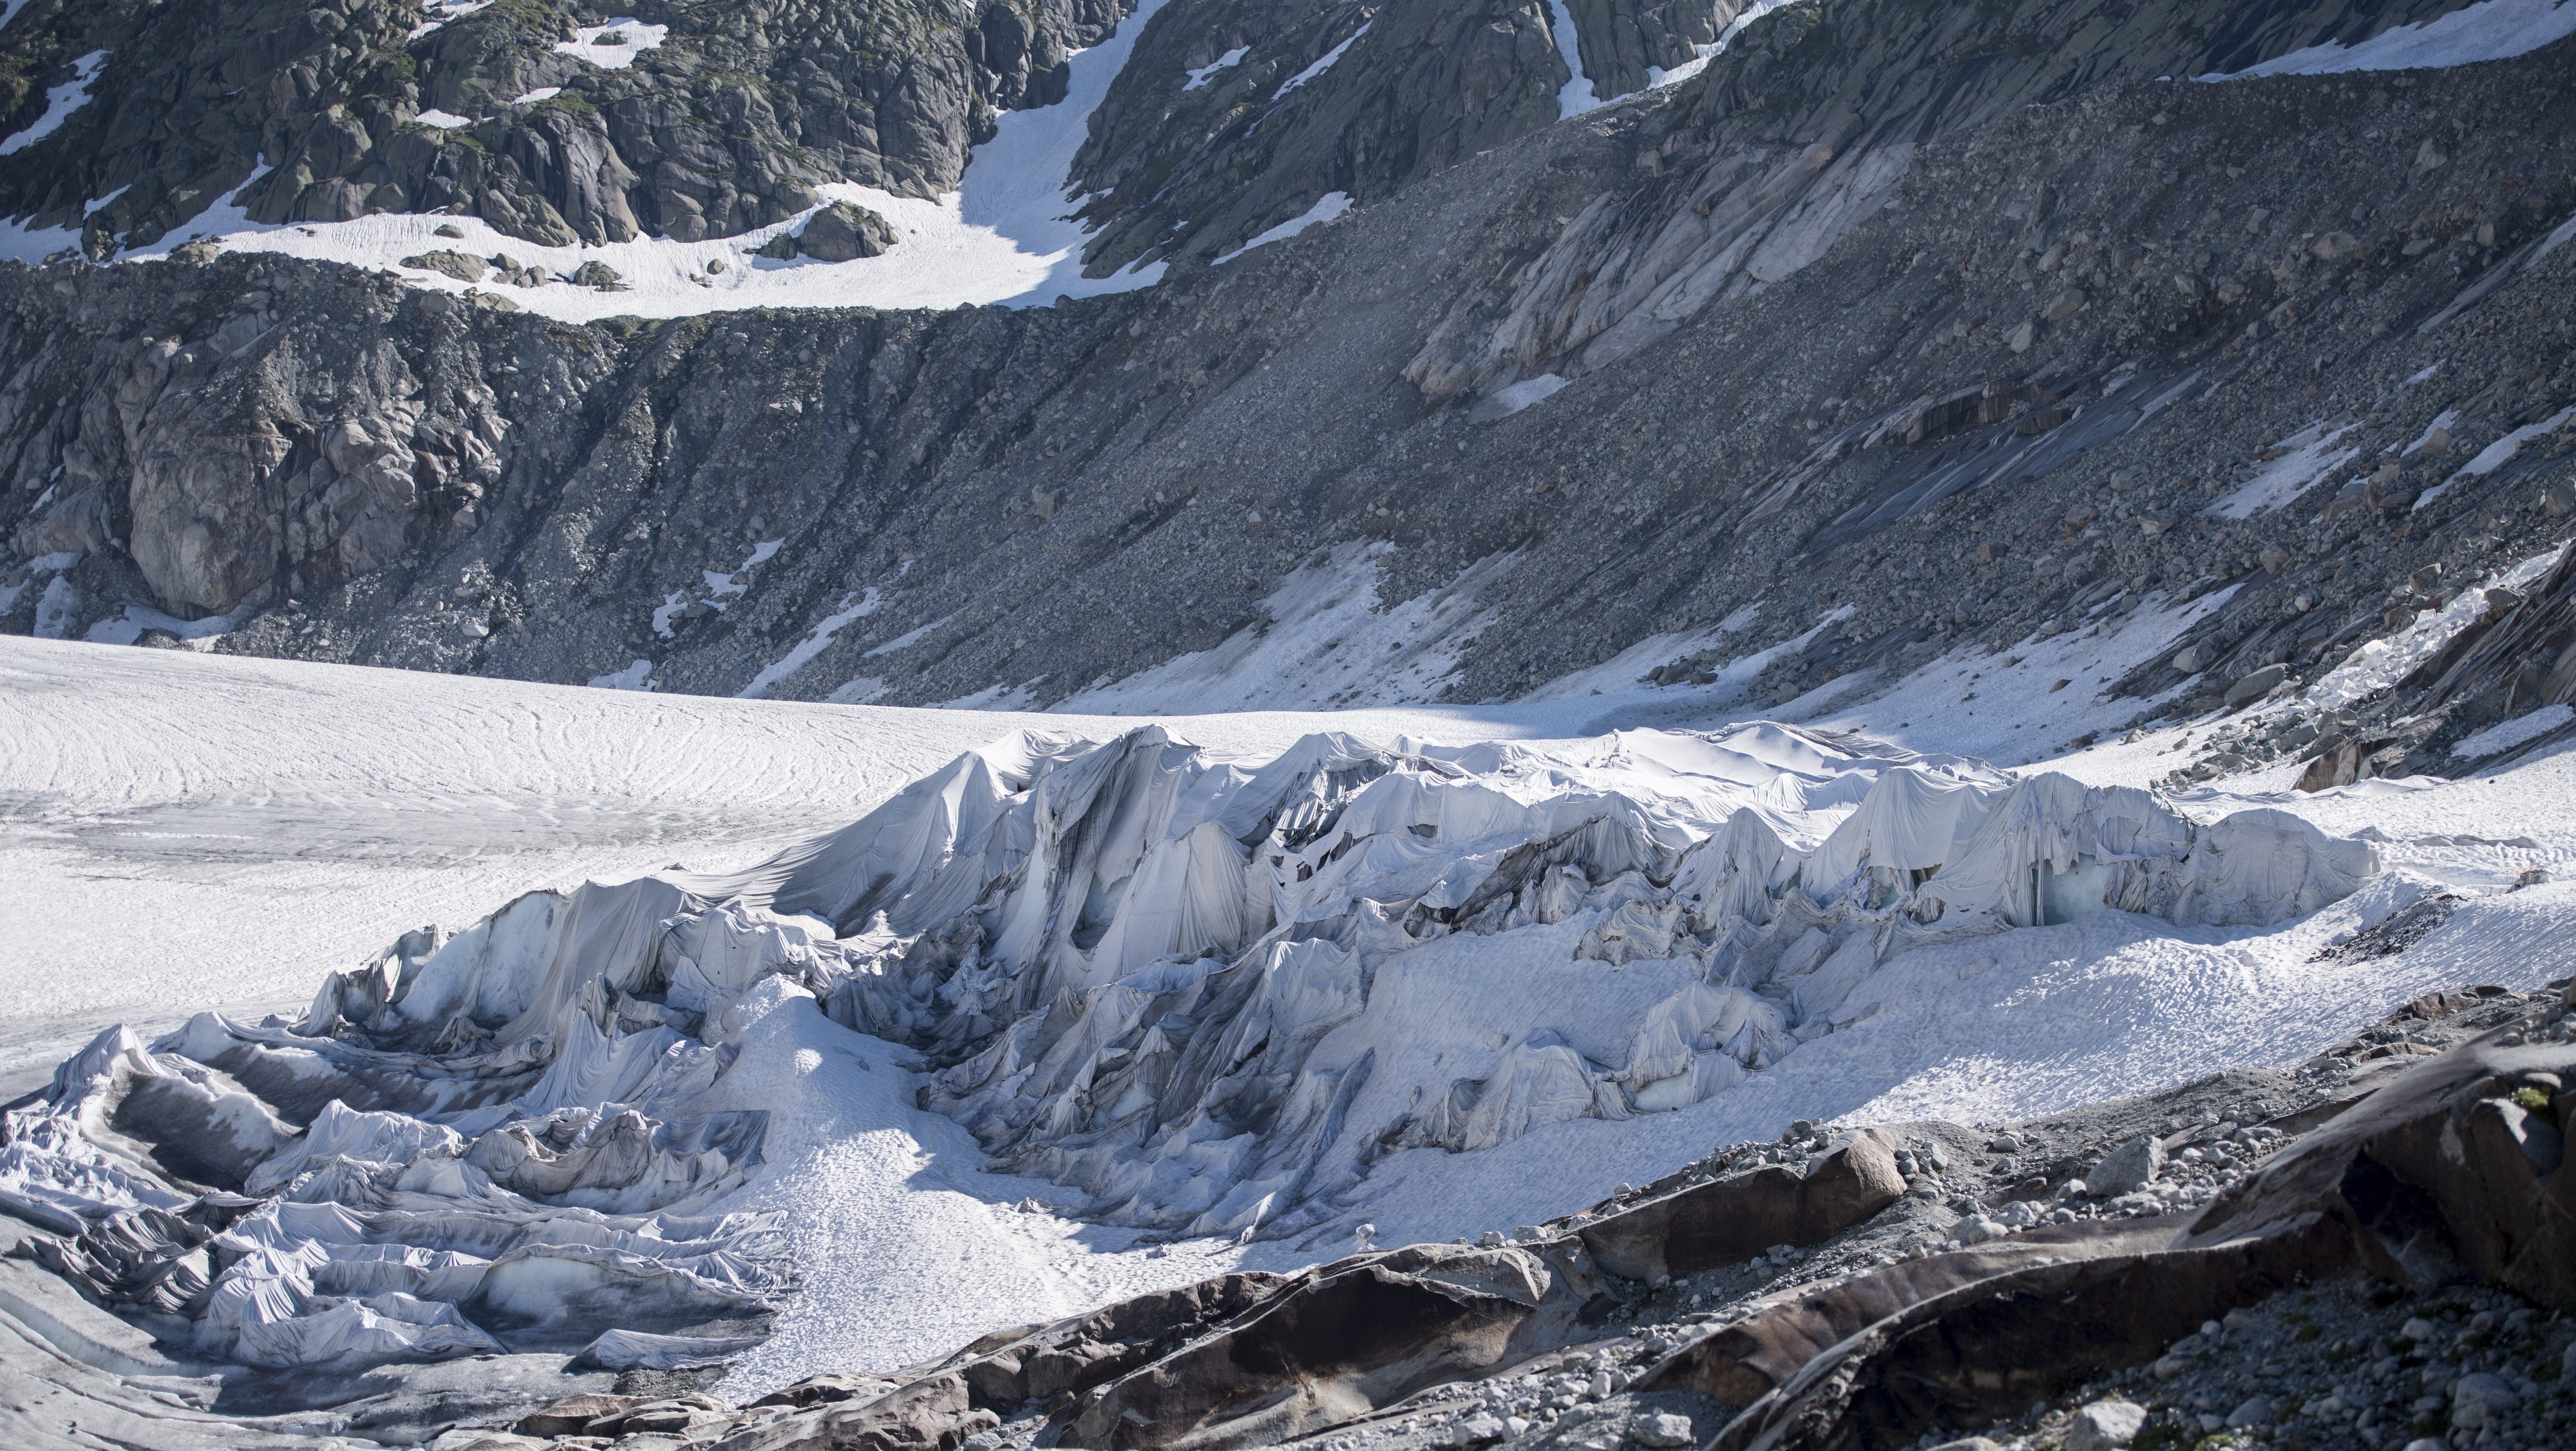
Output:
0 720 2382 1382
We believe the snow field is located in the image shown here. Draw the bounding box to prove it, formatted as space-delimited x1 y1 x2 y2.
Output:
10 509 2576 1390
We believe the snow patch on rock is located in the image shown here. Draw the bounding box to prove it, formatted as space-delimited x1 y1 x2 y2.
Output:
557 19 667 69
1274 23 1369 100
0 50 105 157
91 1 1177 320
1213 192 1352 263
2204 0 2576 78
1050 543 1516 714
2454 703 2576 760
1183 46 1249 90
1545 1 1603 117
2204 422 2358 520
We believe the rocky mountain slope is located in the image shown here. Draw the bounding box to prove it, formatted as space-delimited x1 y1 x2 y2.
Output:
0 0 2571 788
0 0 1134 254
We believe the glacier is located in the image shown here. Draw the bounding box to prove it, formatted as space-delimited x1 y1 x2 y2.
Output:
0 717 2381 1374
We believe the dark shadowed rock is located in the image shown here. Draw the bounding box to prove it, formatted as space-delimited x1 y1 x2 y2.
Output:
797 201 899 262
1581 1131 1906 1283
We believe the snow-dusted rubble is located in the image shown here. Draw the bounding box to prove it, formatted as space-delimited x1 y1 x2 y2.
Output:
0 718 2384 1379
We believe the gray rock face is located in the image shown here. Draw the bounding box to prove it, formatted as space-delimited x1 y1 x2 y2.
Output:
1630 1410 1694 1447
1397 0 2480 402
2225 663 2290 707
2089 1134 2165 1197
1069 0 1764 275
0 0 1136 254
1069 0 1567 274
0 0 2568 768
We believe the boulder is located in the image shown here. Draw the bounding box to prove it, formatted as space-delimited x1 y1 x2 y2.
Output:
1580 1132 1906 1283
590 1397 728 1437
2088 1135 2165 1196
797 201 897 262
2297 741 2367 792
2066 1398 2148 1450
2450 1371 2518 1429
400 249 486 282
515 1395 641 1438
1632 1412 1694 1447
2225 664 2288 707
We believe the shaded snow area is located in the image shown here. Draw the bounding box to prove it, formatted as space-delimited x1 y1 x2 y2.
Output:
739 588 884 701
1048 542 1519 713
588 658 656 691
1648 0 1796 88
2454 702 2574 759
13 640 2576 1415
22 0 1175 318
1212 190 1350 263
0 50 105 156
1544 0 1603 117
2305 538 2567 711
1273 22 1369 100
84 603 233 648
2206 0 2576 77
1183 45 1248 89
1529 582 2233 770
1469 371 1571 420
2417 403 2576 511
2202 421 2358 520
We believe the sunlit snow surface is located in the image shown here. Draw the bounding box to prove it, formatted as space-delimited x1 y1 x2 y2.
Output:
0 1 1174 319
6 628 2576 1396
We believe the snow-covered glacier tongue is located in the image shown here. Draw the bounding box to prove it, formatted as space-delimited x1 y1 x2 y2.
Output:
0 720 2383 1383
